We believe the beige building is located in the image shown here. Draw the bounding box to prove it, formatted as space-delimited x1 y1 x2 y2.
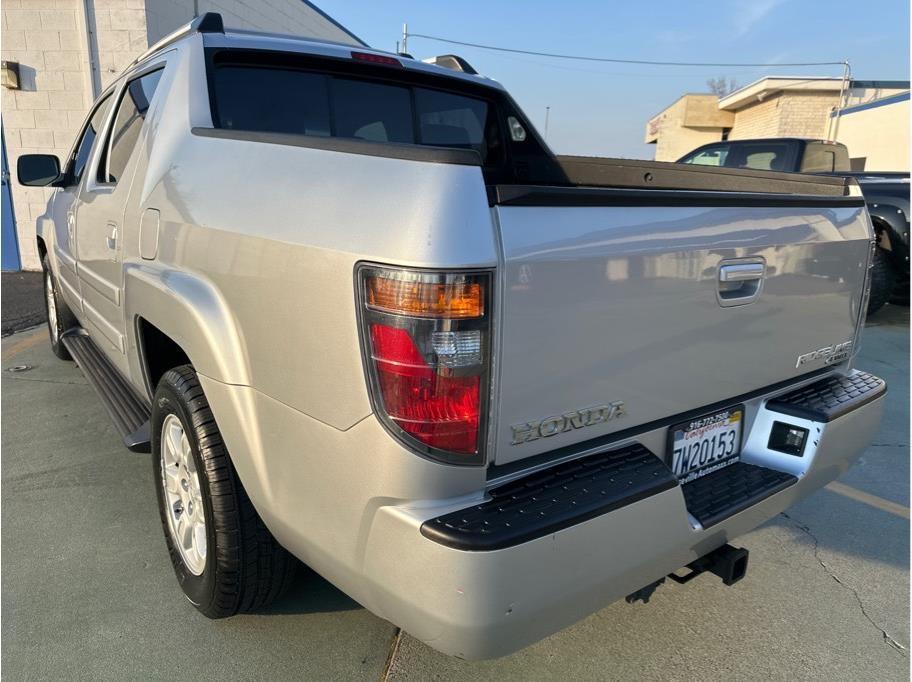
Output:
1 0 362 271
832 91 910 172
644 93 734 164
646 76 910 168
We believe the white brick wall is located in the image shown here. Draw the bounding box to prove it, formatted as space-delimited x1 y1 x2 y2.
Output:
2 0 156 269
3 0 358 270
728 97 781 140
729 92 839 141
2 0 94 270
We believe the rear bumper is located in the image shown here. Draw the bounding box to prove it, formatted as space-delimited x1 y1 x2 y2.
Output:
358 371 886 659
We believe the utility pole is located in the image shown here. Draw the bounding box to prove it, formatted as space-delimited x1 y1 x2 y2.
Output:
829 59 851 141
401 23 408 55
544 106 551 141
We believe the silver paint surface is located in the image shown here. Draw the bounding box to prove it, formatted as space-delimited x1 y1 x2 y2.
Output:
493 203 871 464
31 25 882 661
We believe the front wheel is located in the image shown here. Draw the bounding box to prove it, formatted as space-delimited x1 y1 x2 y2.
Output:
42 254 77 360
152 365 297 617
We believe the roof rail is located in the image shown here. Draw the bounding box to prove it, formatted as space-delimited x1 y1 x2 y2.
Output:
126 12 224 71
422 54 478 75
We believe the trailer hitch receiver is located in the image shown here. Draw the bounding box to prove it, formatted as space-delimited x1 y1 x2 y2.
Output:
668 544 749 587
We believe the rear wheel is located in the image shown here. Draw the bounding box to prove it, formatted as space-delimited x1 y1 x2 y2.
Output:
866 246 897 316
152 365 297 617
889 270 909 306
41 254 77 360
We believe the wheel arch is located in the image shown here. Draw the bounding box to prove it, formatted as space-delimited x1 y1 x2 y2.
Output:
136 317 192 396
866 198 909 261
125 264 252 400
871 215 898 250
129 267 272 515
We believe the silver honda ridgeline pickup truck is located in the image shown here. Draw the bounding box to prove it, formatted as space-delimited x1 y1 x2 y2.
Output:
19 13 887 660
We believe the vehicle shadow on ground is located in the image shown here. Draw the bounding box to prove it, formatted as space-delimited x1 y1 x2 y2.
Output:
865 302 910 327
262 566 362 615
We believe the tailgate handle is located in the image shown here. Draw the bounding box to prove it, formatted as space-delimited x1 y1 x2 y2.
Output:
719 263 764 282
718 261 765 306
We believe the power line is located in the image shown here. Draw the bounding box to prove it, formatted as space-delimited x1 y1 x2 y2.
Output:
405 31 848 68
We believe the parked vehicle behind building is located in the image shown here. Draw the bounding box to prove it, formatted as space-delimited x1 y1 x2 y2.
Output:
678 138 910 314
18 15 887 659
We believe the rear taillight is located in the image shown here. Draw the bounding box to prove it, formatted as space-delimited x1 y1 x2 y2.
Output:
358 265 491 465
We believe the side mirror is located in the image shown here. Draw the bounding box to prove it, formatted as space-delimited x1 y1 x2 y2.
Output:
17 154 62 187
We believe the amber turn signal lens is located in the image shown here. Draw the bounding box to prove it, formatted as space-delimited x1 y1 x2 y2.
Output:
365 276 484 318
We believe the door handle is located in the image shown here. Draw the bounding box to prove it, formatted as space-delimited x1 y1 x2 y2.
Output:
718 260 765 307
67 212 75 242
105 222 118 251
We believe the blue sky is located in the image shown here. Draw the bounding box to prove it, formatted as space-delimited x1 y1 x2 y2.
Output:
318 0 910 159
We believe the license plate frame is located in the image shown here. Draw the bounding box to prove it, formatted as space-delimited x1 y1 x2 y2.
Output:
668 405 744 483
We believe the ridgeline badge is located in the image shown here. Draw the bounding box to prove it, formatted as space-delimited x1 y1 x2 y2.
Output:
795 340 853 369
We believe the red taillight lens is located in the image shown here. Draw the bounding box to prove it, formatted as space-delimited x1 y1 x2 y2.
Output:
358 267 491 464
370 325 480 453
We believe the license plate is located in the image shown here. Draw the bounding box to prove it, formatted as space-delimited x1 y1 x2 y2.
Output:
669 406 743 483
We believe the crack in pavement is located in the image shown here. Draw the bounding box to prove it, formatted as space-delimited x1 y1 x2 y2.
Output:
379 628 403 682
780 512 907 657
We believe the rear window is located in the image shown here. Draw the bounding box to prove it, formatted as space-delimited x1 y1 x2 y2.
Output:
800 146 836 173
333 78 413 143
801 143 850 173
211 62 497 163
680 142 792 171
213 67 330 136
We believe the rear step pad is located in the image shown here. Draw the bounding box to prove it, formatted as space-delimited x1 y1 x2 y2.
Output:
766 370 886 423
61 330 151 453
682 462 796 529
421 443 678 551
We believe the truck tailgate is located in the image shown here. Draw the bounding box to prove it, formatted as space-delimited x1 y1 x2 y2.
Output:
491 186 871 466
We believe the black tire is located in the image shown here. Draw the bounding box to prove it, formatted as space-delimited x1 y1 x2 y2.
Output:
866 246 897 316
152 365 297 618
41 254 78 360
889 271 909 306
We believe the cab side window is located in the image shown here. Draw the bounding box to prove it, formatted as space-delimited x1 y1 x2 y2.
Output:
100 69 164 184
69 94 113 185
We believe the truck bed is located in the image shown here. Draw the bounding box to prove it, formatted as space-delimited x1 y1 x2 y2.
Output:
555 155 854 196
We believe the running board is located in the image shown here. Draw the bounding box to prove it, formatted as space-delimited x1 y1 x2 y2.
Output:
61 330 152 453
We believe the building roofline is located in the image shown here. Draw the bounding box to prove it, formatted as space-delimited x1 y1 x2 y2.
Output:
298 0 369 47
719 76 845 109
646 92 719 121
718 75 912 111
833 90 910 117
849 79 910 89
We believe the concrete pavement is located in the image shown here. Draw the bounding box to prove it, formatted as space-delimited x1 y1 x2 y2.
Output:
1 271 45 337
2 306 908 680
